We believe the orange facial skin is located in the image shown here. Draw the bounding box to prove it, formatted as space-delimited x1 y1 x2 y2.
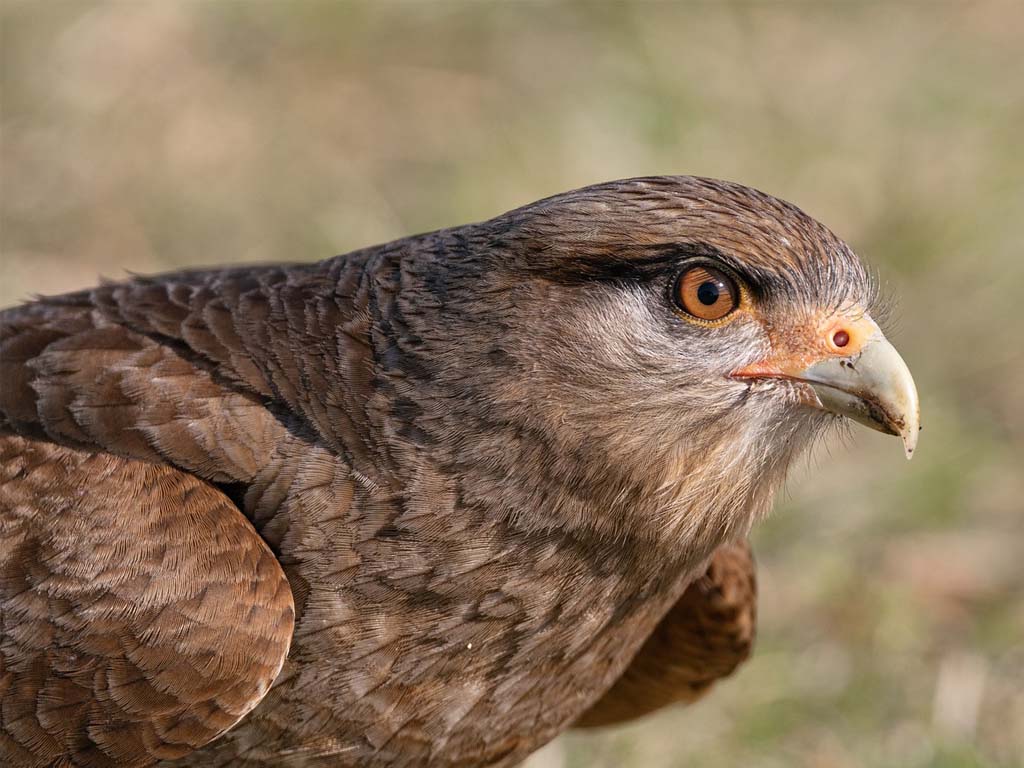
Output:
732 307 879 382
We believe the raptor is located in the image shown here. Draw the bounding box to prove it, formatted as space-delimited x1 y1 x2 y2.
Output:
0 176 919 766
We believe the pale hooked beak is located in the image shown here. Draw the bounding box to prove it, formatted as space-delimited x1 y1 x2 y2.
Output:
733 314 921 459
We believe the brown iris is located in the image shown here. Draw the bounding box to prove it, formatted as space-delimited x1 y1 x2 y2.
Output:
673 265 739 322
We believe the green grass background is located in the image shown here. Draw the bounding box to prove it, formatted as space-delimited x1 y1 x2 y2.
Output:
2 2 1022 766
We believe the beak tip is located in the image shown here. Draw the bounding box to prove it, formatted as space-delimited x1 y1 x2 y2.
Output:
900 417 921 461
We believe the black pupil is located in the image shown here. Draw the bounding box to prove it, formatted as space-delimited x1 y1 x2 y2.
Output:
696 281 720 306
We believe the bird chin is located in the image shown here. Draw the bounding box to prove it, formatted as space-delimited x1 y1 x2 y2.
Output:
737 376 834 449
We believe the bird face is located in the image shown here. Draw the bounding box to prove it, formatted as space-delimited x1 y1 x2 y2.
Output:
665 254 918 457
446 176 920 552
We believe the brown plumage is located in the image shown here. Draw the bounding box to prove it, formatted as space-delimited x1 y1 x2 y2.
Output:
575 541 756 728
0 176 918 766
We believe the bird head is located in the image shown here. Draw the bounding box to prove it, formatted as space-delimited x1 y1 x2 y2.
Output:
413 176 919 562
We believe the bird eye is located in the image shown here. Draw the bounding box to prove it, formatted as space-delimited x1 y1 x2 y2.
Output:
673 265 739 322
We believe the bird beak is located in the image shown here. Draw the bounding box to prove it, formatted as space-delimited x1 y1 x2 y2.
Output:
733 314 921 459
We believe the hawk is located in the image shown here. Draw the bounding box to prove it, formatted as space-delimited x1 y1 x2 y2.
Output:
0 176 919 766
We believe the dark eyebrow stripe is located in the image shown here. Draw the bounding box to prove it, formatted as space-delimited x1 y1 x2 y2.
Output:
533 242 736 285
525 240 865 314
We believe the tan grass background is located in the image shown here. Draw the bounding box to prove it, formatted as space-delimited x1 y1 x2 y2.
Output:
2 2 1022 767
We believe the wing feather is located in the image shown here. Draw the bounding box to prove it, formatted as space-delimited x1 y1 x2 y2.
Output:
0 434 295 766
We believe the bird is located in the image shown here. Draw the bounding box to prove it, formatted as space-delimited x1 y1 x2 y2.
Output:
0 176 919 767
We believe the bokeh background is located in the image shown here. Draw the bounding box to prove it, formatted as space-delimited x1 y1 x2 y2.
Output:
2 2 1022 767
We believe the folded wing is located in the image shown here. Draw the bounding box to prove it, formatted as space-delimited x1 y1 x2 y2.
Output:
0 434 294 767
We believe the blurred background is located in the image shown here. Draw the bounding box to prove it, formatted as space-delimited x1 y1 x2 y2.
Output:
2 2 1022 767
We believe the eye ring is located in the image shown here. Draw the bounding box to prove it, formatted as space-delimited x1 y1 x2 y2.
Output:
671 262 741 323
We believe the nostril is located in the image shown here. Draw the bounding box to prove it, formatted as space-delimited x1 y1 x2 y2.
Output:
832 329 850 348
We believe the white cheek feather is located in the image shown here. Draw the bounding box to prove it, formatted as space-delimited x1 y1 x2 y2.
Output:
514 284 827 567
650 404 819 562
